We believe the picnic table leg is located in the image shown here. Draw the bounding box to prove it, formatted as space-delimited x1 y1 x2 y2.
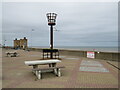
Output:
54 68 57 75
49 64 52 67
35 70 38 76
33 65 38 69
57 68 61 77
52 63 56 67
49 63 56 67
37 71 42 79
32 65 38 74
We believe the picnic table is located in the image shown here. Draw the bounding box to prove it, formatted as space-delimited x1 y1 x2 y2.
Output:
6 52 18 57
25 59 65 79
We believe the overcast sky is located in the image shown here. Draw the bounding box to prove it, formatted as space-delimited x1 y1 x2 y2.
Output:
2 2 118 47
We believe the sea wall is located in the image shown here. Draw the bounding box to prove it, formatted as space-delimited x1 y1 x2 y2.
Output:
4 47 119 61
28 48 119 61
59 49 119 61
27 48 119 61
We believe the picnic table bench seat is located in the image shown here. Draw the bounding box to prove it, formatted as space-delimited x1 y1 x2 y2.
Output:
32 66 65 79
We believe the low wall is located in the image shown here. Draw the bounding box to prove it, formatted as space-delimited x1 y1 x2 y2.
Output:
28 48 119 61
59 49 119 61
28 48 43 52
5 47 119 61
95 52 119 61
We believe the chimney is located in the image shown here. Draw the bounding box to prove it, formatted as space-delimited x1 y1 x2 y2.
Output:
24 37 26 39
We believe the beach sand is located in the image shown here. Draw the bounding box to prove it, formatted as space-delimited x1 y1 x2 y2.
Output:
1 48 119 88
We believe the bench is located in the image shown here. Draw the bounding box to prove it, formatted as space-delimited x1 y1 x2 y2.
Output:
6 52 18 57
32 66 65 79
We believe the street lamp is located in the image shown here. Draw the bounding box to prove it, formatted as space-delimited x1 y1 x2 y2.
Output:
4 40 7 48
31 29 35 48
46 13 57 58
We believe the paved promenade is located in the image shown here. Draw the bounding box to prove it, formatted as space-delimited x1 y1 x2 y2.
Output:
2 49 119 88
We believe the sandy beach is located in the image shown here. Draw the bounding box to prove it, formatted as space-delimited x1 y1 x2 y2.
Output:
1 48 119 88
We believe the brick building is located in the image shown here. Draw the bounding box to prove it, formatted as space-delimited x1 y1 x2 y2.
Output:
14 37 28 49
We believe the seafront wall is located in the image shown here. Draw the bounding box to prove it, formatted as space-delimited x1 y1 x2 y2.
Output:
59 49 119 61
28 48 119 61
3 47 119 61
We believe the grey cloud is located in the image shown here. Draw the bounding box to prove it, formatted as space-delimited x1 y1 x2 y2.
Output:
2 2 118 46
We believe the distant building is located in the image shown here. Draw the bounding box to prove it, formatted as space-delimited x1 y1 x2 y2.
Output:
14 37 28 49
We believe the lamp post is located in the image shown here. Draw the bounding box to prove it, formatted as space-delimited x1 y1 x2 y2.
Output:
46 13 57 59
4 40 6 48
31 29 34 48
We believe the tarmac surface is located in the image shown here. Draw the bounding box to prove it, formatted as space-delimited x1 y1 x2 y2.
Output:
1 49 119 88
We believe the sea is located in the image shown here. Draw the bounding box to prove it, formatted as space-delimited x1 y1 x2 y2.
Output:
32 46 119 53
